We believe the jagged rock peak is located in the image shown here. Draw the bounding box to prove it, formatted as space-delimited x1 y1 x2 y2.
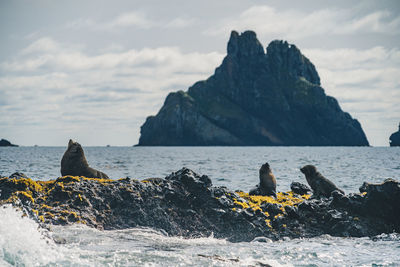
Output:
137 30 369 146
227 30 265 57
267 40 321 85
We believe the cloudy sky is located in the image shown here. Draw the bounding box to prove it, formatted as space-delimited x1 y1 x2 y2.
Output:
1 0 399 146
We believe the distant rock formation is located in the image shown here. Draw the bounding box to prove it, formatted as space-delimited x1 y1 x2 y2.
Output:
389 123 400 146
0 139 18 147
138 30 369 146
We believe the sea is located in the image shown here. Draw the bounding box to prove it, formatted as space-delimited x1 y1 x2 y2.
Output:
0 146 399 266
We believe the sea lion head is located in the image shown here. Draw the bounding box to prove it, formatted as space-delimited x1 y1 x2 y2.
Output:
300 165 317 176
259 162 270 173
65 139 85 159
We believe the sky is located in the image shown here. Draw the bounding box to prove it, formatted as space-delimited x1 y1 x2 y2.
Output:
0 0 399 146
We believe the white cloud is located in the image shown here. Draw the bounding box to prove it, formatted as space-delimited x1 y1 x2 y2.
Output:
164 17 196 28
206 5 400 39
303 47 400 93
106 11 154 29
66 11 194 31
303 47 400 70
21 37 59 55
338 11 400 34
67 18 99 30
0 38 224 145
2 42 223 74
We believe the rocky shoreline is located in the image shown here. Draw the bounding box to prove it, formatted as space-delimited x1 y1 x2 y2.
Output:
0 168 398 242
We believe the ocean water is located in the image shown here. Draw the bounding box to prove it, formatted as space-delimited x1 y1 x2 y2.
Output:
1 146 400 266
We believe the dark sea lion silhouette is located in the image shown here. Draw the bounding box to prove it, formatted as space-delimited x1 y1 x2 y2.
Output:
249 162 277 197
61 139 109 179
300 165 344 197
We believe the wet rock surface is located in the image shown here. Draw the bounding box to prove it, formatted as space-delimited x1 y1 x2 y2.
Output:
0 168 398 242
290 182 312 195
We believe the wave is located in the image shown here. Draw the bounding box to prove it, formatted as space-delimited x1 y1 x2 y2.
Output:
0 205 60 266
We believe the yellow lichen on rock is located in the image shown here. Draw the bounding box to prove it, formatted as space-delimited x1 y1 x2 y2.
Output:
82 176 114 184
55 175 114 185
238 191 310 210
45 211 55 218
7 177 44 193
56 176 81 184
31 208 39 216
231 191 311 229
233 198 250 209
265 219 272 228
60 210 79 220
40 204 53 210
16 191 35 203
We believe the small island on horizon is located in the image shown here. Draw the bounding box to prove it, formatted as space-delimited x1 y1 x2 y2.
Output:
0 139 18 147
137 30 369 147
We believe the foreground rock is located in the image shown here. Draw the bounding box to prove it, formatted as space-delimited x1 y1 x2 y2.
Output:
0 139 18 147
389 123 400 146
138 30 369 146
0 168 398 242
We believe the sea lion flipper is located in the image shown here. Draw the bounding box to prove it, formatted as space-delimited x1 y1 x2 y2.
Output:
99 171 109 179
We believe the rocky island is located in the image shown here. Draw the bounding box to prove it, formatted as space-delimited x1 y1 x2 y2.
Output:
0 169 398 242
389 123 400 146
138 31 369 146
0 139 18 147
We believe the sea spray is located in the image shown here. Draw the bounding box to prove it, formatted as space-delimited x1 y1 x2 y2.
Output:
1 204 399 266
0 204 60 266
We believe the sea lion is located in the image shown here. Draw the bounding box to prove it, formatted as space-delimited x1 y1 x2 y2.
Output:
61 139 109 179
249 162 277 197
300 165 344 197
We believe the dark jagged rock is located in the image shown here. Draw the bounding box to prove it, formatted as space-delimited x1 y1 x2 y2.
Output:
359 179 400 226
290 182 312 195
1 168 399 242
0 139 18 147
9 172 29 179
138 30 369 146
389 123 400 146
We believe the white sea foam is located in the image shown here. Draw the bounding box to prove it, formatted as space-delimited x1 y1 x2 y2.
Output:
1 204 399 266
0 205 93 266
0 205 60 266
